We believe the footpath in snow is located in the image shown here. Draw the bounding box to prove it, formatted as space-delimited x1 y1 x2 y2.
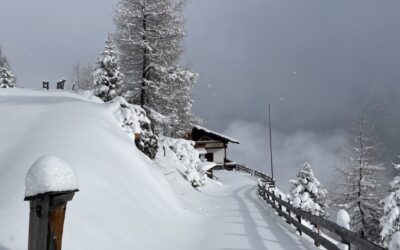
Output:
182 170 319 250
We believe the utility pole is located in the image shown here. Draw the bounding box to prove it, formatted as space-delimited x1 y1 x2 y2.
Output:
268 103 274 180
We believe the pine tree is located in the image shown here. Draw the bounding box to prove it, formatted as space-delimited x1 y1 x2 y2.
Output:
333 116 384 243
94 37 123 102
0 47 16 88
114 0 199 135
0 66 16 88
288 162 328 218
380 157 400 247
0 47 9 68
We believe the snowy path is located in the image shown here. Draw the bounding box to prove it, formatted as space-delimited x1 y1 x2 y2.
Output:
194 171 319 250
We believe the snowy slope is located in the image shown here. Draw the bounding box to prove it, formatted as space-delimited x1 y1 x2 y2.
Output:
0 89 317 250
0 89 196 250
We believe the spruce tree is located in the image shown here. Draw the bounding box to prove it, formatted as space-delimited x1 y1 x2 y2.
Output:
0 66 16 88
94 37 123 102
333 116 384 243
0 47 9 68
288 162 328 218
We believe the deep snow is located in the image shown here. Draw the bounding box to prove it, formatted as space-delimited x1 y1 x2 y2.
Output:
0 89 317 250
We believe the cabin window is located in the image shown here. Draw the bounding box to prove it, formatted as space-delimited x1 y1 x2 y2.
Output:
205 153 214 162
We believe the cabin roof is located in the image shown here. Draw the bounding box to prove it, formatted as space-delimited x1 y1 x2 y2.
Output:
192 125 240 144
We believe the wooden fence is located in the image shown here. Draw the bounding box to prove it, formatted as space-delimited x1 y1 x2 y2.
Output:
235 164 275 187
235 165 385 250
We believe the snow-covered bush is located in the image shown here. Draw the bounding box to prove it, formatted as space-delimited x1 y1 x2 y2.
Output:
288 162 328 218
0 66 16 88
380 157 400 247
133 105 158 159
94 37 123 102
109 97 158 159
161 137 206 187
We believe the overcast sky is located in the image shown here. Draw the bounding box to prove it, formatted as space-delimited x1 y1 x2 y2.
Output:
1 0 400 128
1 0 400 183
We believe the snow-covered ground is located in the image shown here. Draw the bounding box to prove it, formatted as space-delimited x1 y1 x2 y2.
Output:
0 89 317 249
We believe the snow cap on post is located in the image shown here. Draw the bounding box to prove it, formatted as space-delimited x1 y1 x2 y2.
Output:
25 155 79 198
336 209 350 230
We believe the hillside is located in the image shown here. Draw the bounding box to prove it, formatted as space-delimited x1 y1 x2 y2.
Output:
0 89 317 250
0 89 198 249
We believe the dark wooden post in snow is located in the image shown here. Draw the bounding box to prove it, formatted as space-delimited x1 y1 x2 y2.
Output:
43 81 49 90
25 190 77 250
24 155 79 250
56 79 65 90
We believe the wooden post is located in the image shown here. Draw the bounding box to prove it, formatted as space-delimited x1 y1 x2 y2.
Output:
278 195 283 217
223 145 227 170
297 215 302 236
56 80 65 90
42 81 49 90
286 198 291 225
314 224 321 247
25 190 78 250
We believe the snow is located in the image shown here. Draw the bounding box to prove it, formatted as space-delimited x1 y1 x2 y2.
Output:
0 88 319 250
194 125 240 144
390 232 400 250
336 209 350 230
25 155 78 197
159 136 207 186
198 161 216 171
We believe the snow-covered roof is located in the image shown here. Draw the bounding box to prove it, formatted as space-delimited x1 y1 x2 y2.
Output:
193 125 240 144
195 148 207 155
25 155 79 198
198 161 217 171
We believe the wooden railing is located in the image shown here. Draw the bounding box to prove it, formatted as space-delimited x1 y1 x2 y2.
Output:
235 164 275 187
235 165 385 250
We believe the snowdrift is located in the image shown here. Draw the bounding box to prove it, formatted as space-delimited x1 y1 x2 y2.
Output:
0 89 197 250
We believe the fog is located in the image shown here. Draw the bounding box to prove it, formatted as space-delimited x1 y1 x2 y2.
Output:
223 120 347 191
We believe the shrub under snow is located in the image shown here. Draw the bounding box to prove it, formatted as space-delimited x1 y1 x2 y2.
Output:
108 97 158 159
161 137 207 187
287 162 328 218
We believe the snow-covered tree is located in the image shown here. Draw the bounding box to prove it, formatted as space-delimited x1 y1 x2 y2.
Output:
0 66 16 88
380 157 400 247
0 47 9 68
114 0 200 134
94 37 123 102
114 0 184 103
72 63 95 90
148 65 201 136
333 116 384 243
0 47 16 88
288 162 328 218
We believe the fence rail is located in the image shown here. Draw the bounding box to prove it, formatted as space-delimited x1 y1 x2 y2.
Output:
235 165 385 250
235 164 275 187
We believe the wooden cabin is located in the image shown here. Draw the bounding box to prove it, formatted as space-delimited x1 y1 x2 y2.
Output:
188 125 240 175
